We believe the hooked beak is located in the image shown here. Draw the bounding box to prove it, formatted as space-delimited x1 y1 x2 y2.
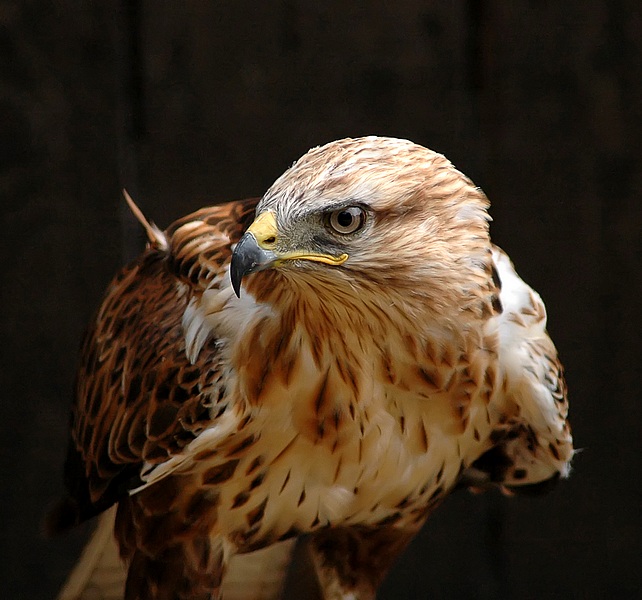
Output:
230 234 277 297
230 211 348 297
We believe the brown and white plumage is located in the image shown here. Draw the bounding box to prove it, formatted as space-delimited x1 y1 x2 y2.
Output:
52 137 572 600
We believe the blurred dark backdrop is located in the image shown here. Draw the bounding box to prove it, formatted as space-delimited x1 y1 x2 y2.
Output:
1 2 640 598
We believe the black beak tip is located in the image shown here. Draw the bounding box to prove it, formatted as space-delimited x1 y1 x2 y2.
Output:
231 232 266 298
231 276 242 298
230 259 243 298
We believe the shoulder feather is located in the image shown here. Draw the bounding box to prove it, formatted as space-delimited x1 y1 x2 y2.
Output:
50 198 259 531
464 246 573 493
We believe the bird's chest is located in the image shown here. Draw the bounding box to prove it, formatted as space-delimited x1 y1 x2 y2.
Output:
214 367 479 548
211 325 496 549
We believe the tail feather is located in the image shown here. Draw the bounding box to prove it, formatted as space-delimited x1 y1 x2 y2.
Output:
56 507 296 600
57 507 125 600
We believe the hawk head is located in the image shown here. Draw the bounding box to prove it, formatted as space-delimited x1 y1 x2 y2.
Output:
231 136 492 319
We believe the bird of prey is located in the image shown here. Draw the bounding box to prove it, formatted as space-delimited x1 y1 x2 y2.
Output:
50 137 573 600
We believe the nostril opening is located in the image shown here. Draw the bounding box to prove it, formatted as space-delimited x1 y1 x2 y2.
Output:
263 236 276 246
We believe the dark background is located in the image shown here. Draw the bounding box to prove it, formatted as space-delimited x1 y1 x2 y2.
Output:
1 2 640 598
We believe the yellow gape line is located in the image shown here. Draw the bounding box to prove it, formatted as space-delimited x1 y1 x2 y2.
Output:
277 251 348 266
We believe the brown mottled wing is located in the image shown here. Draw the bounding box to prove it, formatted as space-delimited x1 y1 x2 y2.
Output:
51 198 258 532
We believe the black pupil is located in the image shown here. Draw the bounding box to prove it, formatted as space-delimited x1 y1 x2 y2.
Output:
337 210 355 228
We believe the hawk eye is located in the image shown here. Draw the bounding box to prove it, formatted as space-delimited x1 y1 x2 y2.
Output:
327 206 366 235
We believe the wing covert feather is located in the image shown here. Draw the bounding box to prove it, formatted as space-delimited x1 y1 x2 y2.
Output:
58 198 259 529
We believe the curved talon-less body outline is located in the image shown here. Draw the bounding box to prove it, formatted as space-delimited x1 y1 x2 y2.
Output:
51 137 573 600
